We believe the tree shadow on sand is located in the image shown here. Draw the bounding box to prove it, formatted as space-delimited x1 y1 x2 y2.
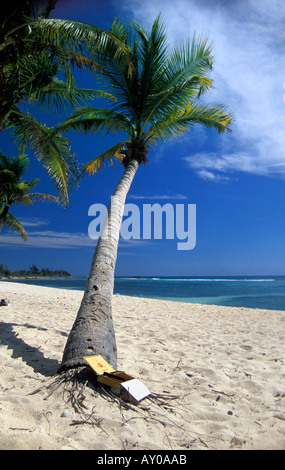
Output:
0 323 210 448
0 321 67 376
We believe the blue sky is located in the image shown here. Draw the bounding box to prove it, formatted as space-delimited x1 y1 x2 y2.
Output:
1 0 285 276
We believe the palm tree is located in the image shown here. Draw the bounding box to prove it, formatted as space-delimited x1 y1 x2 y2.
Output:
1 1 131 205
56 14 233 371
0 153 58 240
0 0 129 125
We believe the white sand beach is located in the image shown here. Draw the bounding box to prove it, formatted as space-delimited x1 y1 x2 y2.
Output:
0 280 284 450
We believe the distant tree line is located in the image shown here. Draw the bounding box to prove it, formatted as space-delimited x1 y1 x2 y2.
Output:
0 263 70 278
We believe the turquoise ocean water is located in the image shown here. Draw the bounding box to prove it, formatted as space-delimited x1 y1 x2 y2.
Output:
3 276 285 311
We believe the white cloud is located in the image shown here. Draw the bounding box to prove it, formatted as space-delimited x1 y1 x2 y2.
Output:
185 150 271 177
0 230 96 249
18 217 50 228
195 169 231 183
0 230 152 250
122 0 285 180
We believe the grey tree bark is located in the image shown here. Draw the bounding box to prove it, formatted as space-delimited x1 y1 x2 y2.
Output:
59 159 139 371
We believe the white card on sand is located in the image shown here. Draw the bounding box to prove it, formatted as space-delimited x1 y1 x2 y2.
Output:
121 379 151 402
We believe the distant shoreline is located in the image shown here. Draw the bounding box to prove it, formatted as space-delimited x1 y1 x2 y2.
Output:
0 265 71 280
0 276 71 280
0 275 143 280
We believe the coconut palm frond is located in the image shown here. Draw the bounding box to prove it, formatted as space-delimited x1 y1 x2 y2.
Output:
0 148 58 241
34 18 132 65
10 111 80 206
139 34 215 128
82 140 130 175
22 192 59 204
29 77 115 113
3 211 28 241
132 13 168 99
58 106 135 137
178 102 232 132
146 102 232 143
0 153 29 180
165 34 213 85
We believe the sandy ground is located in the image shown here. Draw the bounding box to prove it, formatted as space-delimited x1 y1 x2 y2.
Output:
0 280 284 450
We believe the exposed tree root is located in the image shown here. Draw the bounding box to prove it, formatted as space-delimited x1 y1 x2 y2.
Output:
29 367 214 449
29 367 105 430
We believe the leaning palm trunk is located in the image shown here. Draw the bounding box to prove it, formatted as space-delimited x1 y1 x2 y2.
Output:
59 159 139 371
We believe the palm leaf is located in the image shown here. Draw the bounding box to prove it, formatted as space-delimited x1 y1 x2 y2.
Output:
2 210 28 241
178 102 232 132
33 18 132 65
58 106 135 137
147 102 232 142
82 140 130 175
29 77 115 114
164 34 214 88
139 34 215 130
22 192 59 204
9 111 80 206
132 13 168 99
0 153 30 179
